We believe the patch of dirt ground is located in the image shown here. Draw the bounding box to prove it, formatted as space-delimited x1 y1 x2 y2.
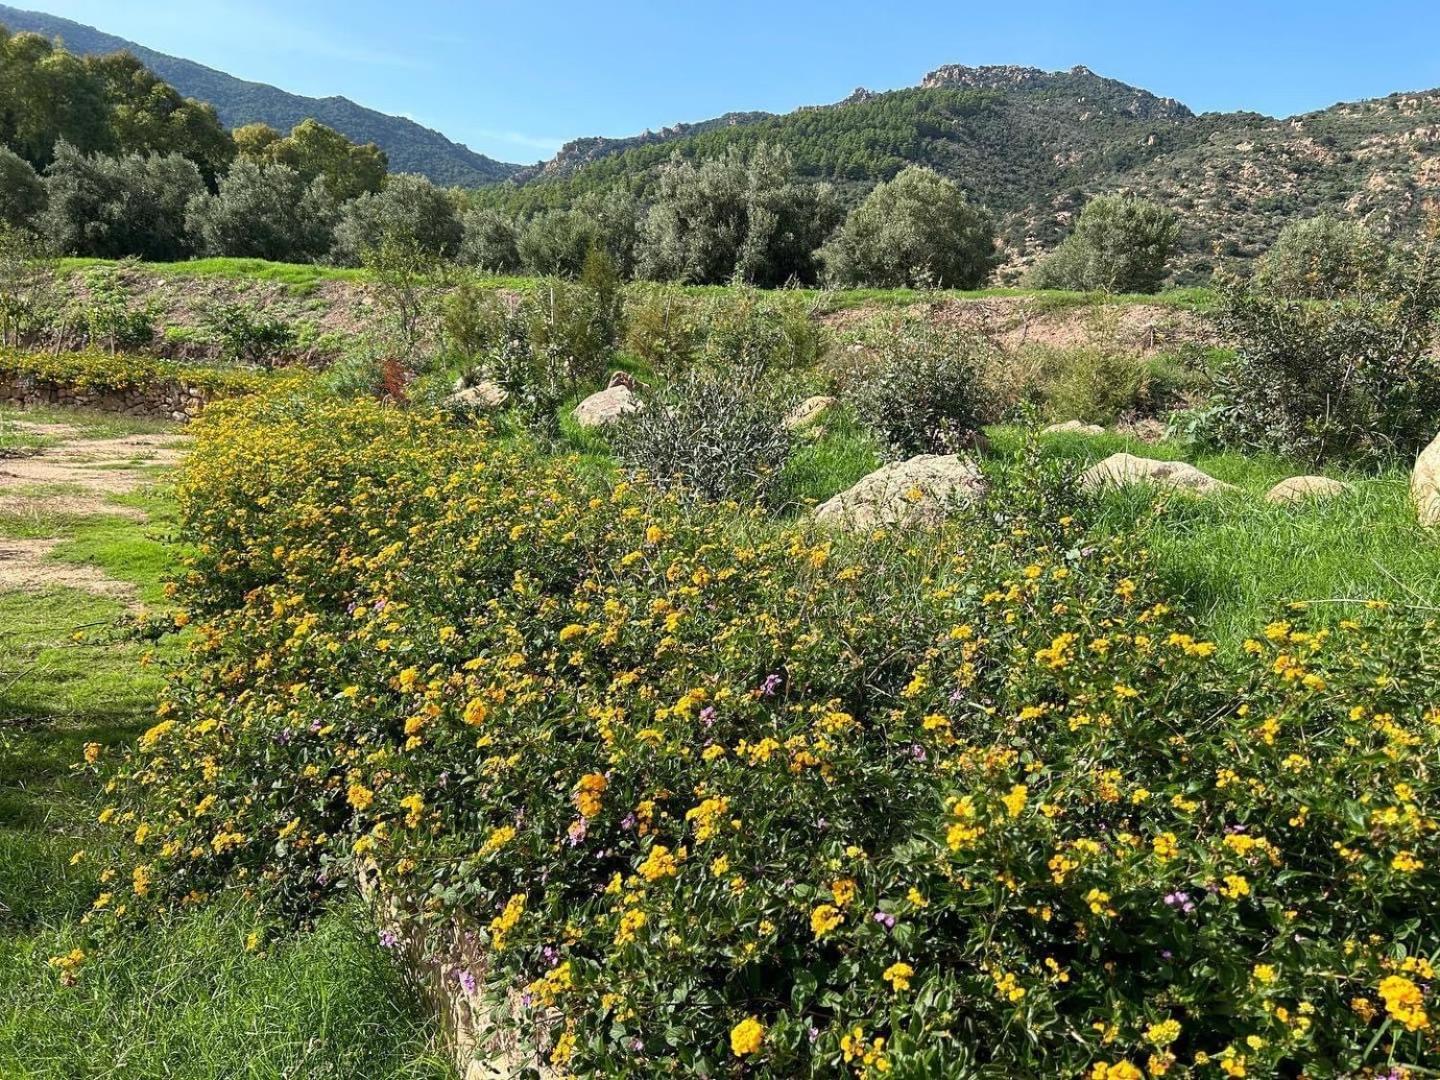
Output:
0 418 188 600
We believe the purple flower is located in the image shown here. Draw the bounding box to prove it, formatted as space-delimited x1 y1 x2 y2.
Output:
378 930 398 949
760 673 783 697
566 818 588 846
873 911 897 930
455 969 477 995
276 727 292 745
542 946 559 966
620 813 637 831
699 705 717 728
909 743 927 762
1163 890 1196 914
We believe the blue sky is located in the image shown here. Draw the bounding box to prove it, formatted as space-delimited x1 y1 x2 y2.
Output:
23 0 1440 164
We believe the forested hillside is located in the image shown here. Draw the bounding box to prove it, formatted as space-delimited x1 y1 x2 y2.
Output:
0 3 520 186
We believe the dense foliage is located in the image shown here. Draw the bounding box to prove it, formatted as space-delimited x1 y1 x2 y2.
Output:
821 167 998 288
84 396 1440 1078
1208 239 1440 463
1029 195 1180 294
1251 214 1387 300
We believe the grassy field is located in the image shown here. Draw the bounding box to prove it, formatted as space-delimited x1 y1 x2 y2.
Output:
991 425 1440 648
53 255 1217 310
0 406 452 1080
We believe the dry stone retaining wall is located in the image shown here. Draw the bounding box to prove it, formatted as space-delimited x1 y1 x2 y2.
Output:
0 371 212 422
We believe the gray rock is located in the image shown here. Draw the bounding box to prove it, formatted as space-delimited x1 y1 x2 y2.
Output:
1080 453 1235 496
814 454 985 531
1265 475 1352 505
783 395 837 431
1415 431 1440 527
573 384 641 429
448 380 508 412
1042 420 1105 437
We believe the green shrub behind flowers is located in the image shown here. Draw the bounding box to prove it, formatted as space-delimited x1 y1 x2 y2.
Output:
89 395 1440 1079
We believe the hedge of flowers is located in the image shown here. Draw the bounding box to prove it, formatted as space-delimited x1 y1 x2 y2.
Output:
84 395 1440 1077
0 348 304 397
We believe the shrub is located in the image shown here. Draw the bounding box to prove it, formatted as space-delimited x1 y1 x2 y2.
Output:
0 145 46 229
612 367 793 503
1253 214 1387 300
1210 241 1440 463
185 161 336 262
846 315 994 456
623 285 703 373
93 397 1440 1077
201 302 297 367
42 142 204 261
1028 194 1180 294
522 265 623 392
0 224 59 347
458 207 521 274
1017 344 1148 425
439 282 516 362
331 174 463 265
700 288 826 373
821 166 998 289
71 264 156 353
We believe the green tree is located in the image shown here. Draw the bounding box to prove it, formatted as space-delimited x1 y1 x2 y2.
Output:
458 207 521 273
517 208 601 278
0 28 110 166
185 160 336 261
639 145 838 286
0 146 46 229
238 118 387 202
330 174 462 265
42 142 204 260
85 52 235 180
1029 194 1180 293
821 166 998 288
1252 214 1387 300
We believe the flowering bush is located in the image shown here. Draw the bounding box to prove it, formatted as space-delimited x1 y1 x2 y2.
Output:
0 348 304 396
88 396 1440 1078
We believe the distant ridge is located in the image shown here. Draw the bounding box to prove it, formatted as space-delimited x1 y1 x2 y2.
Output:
0 3 522 187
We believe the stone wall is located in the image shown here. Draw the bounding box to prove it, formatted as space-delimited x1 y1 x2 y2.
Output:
0 372 212 422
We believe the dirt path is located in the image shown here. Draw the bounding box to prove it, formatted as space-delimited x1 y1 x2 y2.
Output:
0 418 187 601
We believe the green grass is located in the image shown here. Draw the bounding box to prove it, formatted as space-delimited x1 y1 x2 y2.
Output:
988 425 1440 648
0 407 452 1079
58 257 371 295
0 403 181 440
51 256 1215 312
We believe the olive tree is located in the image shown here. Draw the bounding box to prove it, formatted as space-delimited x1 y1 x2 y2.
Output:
1029 194 1179 293
330 173 463 265
639 144 838 286
42 142 204 260
459 207 521 273
821 166 998 288
0 146 46 229
185 160 336 261
1252 214 1387 300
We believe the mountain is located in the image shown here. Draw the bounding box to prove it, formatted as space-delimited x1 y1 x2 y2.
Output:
487 64 1440 281
0 3 522 187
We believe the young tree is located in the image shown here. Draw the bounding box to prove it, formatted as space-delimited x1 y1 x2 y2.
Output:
185 160 336 261
0 146 46 229
1253 214 1387 300
821 166 998 288
42 142 204 260
331 174 463 265
1029 194 1180 293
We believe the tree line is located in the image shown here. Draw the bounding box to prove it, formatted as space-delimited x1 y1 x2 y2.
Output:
0 23 1184 292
